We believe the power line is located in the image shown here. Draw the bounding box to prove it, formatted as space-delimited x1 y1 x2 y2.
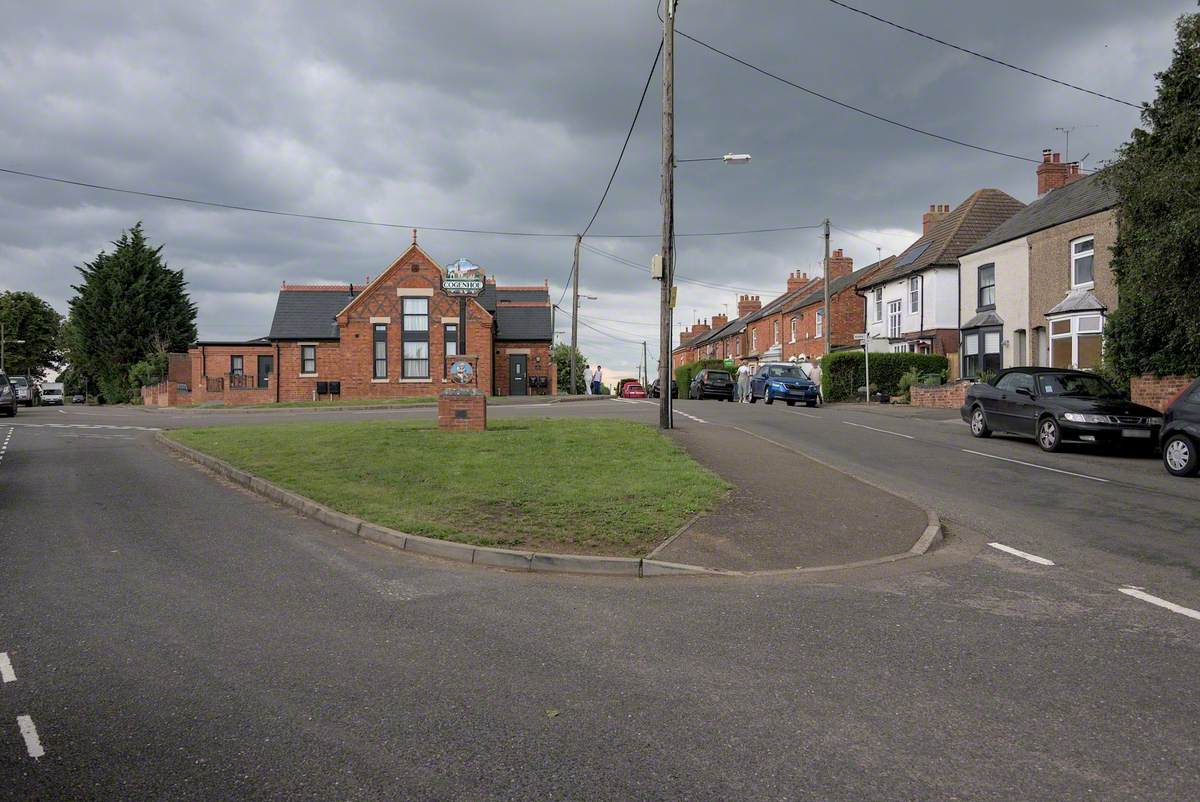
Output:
675 29 1041 164
581 42 663 237
580 242 779 296
554 306 649 345
593 223 825 238
824 0 1141 109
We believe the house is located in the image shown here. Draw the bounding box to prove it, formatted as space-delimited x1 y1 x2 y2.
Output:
185 242 554 404
858 190 1026 365
782 252 896 361
956 150 1117 376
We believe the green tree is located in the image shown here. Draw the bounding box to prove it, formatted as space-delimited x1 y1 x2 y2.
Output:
552 343 588 394
1103 12 1200 378
67 223 197 402
0 291 63 379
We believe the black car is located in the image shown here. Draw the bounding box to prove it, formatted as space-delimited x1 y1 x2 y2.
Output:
748 362 819 407
961 367 1162 453
689 369 735 400
1161 376 1200 477
649 378 678 399
0 373 17 417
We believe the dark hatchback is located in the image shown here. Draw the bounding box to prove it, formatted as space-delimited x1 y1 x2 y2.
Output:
0 373 16 417
961 367 1162 453
689 369 735 400
749 362 819 407
1161 376 1200 477
649 378 678 399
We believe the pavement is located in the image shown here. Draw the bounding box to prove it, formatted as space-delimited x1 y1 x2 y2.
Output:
1 401 1199 800
657 421 928 570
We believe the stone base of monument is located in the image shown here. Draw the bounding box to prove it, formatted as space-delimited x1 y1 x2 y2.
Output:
438 388 487 432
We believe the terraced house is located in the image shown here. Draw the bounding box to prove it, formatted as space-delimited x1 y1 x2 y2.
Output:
182 243 554 405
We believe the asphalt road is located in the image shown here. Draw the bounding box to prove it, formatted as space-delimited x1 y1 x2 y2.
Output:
1 401 1198 800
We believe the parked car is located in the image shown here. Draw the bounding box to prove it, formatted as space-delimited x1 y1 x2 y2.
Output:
748 362 819 407
72 394 86 404
962 367 1162 453
649 378 678 399
0 373 16 417
689 368 735 401
9 375 35 407
620 381 648 399
1161 376 1200 477
40 382 65 406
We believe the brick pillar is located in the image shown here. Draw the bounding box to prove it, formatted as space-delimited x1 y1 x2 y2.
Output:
438 389 487 431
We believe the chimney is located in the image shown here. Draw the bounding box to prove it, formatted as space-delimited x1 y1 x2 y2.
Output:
711 313 728 329
826 248 853 281
690 318 711 339
786 270 811 293
1037 149 1083 195
922 203 950 234
737 294 762 317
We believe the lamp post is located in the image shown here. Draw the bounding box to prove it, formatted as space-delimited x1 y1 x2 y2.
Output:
0 322 25 374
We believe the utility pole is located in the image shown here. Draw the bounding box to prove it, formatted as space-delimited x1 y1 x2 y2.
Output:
569 234 581 394
642 340 649 387
657 0 676 430
822 218 831 358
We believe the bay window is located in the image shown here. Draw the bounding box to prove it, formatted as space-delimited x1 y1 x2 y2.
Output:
962 327 1002 378
1049 313 1103 370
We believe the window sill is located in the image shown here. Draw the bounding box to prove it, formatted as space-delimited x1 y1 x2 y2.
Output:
397 378 433 384
976 304 996 312
299 373 318 378
1071 282 1095 291
371 378 390 383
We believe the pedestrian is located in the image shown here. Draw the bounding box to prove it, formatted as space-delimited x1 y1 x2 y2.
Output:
592 365 603 396
582 365 593 395
736 360 751 403
808 360 823 406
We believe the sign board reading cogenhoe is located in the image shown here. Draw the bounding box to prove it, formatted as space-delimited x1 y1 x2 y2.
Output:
443 258 485 296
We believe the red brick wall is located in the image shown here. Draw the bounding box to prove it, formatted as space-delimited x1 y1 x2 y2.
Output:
1131 374 1196 413
911 381 970 409
167 353 191 384
188 344 276 404
438 391 487 431
494 341 553 395
781 287 866 362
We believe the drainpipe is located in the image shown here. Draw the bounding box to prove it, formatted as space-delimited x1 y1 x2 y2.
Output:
275 341 281 403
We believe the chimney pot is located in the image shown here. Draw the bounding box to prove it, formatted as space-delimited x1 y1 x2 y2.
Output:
1042 149 1052 162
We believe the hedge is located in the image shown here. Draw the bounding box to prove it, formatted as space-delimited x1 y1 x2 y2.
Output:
820 351 948 402
674 358 731 395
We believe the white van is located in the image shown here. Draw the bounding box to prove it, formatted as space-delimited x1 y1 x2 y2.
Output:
40 382 65 406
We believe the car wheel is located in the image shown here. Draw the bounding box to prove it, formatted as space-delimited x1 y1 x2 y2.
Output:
1037 416 1062 452
969 405 992 438
748 392 757 404
806 400 817 408
1163 433 1199 477
764 388 774 405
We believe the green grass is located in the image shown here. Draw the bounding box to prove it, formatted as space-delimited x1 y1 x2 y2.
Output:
167 419 727 556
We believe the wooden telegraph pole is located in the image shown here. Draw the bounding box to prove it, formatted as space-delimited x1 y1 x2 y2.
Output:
657 0 676 429
569 234 581 394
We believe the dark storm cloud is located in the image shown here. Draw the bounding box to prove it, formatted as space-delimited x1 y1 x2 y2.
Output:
0 0 1186 376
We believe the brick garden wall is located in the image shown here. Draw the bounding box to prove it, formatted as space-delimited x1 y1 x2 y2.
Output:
911 380 971 409
1131 374 1196 413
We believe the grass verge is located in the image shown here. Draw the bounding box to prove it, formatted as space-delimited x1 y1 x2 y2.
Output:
167 419 727 556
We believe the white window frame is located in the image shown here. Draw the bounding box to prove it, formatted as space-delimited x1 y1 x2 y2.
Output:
908 276 920 314
789 317 798 343
773 320 780 345
873 288 883 322
814 310 824 338
887 300 901 339
751 329 758 353
1049 313 1104 369
1071 236 1095 288
299 343 317 377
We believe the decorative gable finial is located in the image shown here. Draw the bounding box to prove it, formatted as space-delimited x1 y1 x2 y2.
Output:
412 228 418 245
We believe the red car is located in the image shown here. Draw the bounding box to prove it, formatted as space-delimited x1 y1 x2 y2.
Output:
620 381 648 399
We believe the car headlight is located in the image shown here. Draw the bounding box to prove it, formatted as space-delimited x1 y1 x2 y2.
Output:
1063 412 1109 424
770 381 786 390
1146 416 1164 426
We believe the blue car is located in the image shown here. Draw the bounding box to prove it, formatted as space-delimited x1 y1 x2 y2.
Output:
749 362 819 407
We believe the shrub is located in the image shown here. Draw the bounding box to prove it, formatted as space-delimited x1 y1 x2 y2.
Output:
897 366 922 402
820 351 949 402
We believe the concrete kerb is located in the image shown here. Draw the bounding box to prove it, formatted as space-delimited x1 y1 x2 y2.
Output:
154 432 717 578
144 394 612 415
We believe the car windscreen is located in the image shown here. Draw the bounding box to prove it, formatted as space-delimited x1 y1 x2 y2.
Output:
1037 373 1121 398
764 365 808 379
10 376 27 386
706 371 731 380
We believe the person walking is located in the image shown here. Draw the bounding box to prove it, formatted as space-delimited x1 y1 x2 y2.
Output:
592 365 604 396
582 365 593 395
808 360 823 406
736 361 752 403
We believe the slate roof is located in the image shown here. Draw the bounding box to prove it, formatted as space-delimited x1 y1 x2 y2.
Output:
783 256 897 313
960 172 1119 257
478 284 549 312
1046 289 1107 316
860 188 1026 288
962 311 1005 329
683 316 745 349
495 306 553 341
268 288 358 339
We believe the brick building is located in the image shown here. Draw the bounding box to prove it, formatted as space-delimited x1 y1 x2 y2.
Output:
184 243 554 405
781 253 896 362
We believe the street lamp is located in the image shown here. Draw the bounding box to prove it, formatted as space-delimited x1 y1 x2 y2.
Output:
0 322 25 374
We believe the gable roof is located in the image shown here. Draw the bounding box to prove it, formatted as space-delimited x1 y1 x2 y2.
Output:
960 172 1119 257
783 256 897 313
684 315 745 349
860 188 1026 288
269 287 358 339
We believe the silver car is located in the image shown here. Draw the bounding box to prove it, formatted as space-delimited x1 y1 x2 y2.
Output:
9 375 34 406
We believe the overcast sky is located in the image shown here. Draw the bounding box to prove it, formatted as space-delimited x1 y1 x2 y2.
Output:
0 0 1186 380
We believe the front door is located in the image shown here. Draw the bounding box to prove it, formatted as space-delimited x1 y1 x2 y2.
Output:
508 354 527 396
257 355 273 389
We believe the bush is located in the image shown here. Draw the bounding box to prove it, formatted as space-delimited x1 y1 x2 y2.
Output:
820 351 949 402
674 358 729 395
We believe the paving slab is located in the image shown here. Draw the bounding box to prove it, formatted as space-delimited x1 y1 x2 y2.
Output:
656 422 928 571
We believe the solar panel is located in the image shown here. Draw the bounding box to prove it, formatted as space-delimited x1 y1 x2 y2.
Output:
892 241 931 269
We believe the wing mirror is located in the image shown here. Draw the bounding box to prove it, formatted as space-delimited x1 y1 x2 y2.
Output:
1015 387 1034 398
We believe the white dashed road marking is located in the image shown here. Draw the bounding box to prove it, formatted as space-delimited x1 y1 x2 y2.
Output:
988 542 1056 566
789 410 820 419
962 449 1109 483
674 409 707 424
17 716 43 758
0 652 15 683
843 421 914 439
1119 587 1200 622
5 422 160 431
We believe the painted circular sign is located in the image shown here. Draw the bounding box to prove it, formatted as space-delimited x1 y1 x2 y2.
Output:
448 360 475 384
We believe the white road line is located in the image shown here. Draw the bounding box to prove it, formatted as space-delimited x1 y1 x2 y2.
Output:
57 408 66 414
17 716 43 758
0 653 15 683
789 410 820 419
843 421 914 439
1119 587 1200 622
961 449 1110 483
5 422 161 431
675 409 707 424
987 542 1056 566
